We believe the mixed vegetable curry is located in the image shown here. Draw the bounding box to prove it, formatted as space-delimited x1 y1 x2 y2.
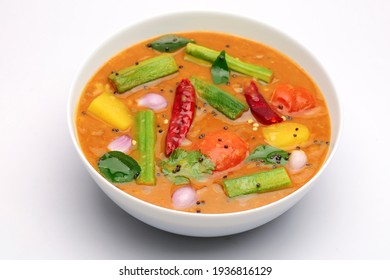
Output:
76 32 331 214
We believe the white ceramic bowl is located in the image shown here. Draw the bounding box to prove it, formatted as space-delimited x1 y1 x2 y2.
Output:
68 11 342 237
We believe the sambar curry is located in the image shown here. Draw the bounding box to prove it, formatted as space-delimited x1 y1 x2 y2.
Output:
76 32 331 214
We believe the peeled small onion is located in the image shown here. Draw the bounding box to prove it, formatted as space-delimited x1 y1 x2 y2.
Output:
172 186 197 209
108 135 132 153
287 150 308 172
179 138 192 147
137 93 168 111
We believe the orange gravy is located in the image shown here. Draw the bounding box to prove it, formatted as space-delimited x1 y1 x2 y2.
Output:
76 31 331 214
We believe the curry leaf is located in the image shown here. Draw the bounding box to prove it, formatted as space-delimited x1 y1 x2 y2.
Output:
161 149 215 184
148 34 195 53
211 50 230 84
246 145 289 165
98 151 141 183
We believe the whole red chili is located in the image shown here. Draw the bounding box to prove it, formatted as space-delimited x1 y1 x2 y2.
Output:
244 81 283 125
165 78 196 156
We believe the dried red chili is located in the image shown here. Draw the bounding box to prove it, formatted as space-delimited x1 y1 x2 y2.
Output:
165 78 196 156
244 81 283 125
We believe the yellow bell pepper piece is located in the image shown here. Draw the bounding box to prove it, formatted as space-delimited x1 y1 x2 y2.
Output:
87 92 132 130
262 122 310 149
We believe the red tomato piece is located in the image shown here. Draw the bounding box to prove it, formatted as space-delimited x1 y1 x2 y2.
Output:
198 131 248 171
270 84 316 114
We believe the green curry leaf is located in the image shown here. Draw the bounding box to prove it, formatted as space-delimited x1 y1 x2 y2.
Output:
246 145 289 165
98 151 141 183
148 34 195 53
211 50 230 84
160 149 215 185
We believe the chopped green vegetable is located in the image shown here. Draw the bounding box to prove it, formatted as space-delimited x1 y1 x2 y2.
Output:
98 151 141 183
211 50 229 84
223 167 292 198
135 110 156 185
186 43 273 83
109 54 178 93
246 145 289 165
190 76 248 120
184 53 211 66
161 149 215 184
148 34 195 53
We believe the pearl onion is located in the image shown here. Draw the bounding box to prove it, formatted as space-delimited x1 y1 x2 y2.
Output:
172 186 197 209
287 150 308 172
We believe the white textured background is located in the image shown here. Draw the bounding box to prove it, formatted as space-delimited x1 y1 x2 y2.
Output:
0 0 389 259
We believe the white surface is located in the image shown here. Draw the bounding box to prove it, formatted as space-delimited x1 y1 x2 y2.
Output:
0 0 389 259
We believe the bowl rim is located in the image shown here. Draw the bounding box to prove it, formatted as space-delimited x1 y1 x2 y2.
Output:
67 10 343 220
